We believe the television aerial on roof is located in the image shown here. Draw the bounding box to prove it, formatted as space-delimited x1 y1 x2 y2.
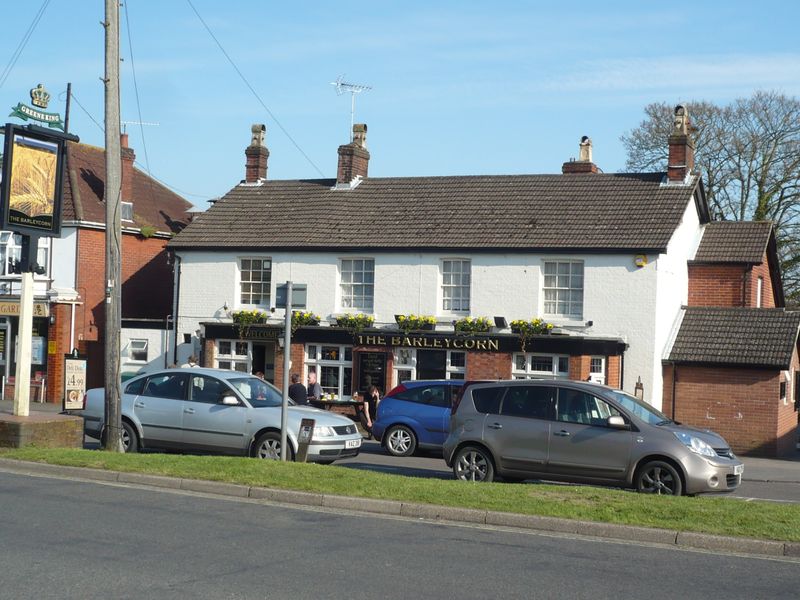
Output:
330 75 371 142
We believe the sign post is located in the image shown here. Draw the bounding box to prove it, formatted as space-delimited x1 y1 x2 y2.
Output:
275 282 306 461
296 418 316 463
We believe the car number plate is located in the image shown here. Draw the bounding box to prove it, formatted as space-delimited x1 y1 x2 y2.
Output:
734 464 743 475
345 439 361 449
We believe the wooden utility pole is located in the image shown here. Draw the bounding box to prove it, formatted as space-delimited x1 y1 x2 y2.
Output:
103 0 123 451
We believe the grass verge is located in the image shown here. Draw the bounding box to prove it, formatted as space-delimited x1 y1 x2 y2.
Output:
2 447 798 542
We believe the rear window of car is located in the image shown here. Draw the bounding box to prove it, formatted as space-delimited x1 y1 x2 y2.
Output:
472 386 504 414
393 384 450 408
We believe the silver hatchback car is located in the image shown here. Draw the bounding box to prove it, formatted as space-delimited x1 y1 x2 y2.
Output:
443 380 743 495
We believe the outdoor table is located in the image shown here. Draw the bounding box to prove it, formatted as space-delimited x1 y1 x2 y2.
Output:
308 399 365 420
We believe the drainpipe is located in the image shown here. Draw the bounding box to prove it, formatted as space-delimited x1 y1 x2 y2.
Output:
171 253 181 365
671 362 677 420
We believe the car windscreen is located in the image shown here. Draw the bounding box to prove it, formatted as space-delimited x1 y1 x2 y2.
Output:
228 377 287 408
606 389 670 425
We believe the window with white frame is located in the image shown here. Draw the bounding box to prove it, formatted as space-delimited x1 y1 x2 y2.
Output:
216 340 250 372
512 353 569 379
0 232 49 277
129 339 148 362
589 356 605 384
442 259 470 312
543 260 584 319
340 258 374 312
121 201 134 222
392 348 466 384
305 344 353 400
239 258 271 306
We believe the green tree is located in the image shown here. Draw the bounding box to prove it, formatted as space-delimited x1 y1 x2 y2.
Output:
621 91 800 304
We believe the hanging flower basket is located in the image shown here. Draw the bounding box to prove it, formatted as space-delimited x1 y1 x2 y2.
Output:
395 314 437 333
292 311 321 333
335 313 375 334
510 318 554 351
453 316 492 334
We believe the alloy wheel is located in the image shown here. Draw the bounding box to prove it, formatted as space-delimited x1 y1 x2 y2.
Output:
388 429 412 454
257 439 281 460
640 466 677 495
455 449 490 482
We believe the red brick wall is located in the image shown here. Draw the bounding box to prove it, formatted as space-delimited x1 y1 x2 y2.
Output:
607 355 621 389
777 349 800 457
662 363 797 457
688 264 746 307
744 255 776 308
273 342 305 392
76 228 174 388
44 303 74 403
569 355 591 381
466 352 512 380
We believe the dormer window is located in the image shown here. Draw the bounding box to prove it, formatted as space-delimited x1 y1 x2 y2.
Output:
121 201 134 222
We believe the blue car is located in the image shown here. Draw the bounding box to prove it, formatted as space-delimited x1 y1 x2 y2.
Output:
372 380 464 456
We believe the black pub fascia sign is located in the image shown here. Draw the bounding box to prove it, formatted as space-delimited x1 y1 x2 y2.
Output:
356 333 501 352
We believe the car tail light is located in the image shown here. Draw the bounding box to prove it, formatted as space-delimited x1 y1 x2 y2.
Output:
385 383 407 398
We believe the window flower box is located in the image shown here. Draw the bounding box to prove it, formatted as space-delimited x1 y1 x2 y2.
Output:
335 313 375 334
453 316 492 334
510 318 554 351
395 314 436 333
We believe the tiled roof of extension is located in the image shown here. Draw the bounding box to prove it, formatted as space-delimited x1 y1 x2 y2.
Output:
168 173 703 251
692 221 773 264
62 142 193 235
667 307 800 369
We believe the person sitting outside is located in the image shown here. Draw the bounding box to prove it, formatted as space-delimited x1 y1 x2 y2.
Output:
288 373 308 405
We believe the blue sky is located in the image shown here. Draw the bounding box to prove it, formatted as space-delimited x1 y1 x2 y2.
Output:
1 1 798 207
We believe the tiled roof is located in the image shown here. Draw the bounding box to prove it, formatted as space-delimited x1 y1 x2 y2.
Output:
667 307 800 368
692 221 773 264
168 173 702 251
62 142 193 234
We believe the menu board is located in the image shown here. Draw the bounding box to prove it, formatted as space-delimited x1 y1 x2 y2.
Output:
358 352 386 394
64 356 87 411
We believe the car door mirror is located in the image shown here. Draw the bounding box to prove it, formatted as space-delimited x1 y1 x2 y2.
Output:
607 415 629 429
220 395 240 406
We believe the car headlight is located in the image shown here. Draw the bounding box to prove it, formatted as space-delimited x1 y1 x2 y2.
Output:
313 426 335 438
674 431 717 457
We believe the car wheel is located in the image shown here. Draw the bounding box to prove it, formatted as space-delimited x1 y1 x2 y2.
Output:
384 425 417 457
635 460 683 496
253 432 294 461
453 446 494 482
121 421 138 453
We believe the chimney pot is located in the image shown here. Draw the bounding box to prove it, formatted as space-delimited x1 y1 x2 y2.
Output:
120 133 135 202
667 105 695 183
562 136 598 174
337 123 370 184
245 123 269 183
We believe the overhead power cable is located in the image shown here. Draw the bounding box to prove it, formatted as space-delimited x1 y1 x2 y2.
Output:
122 0 159 207
0 0 53 91
185 0 326 177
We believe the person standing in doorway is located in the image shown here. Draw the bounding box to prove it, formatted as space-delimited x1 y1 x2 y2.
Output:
288 373 308 405
307 371 323 403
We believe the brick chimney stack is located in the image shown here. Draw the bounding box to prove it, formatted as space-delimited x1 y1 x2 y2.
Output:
120 133 135 201
562 136 598 174
245 124 269 183
337 123 370 184
667 105 695 183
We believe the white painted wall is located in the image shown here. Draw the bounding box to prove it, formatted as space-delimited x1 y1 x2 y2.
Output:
651 195 704 410
121 327 171 377
175 245 677 401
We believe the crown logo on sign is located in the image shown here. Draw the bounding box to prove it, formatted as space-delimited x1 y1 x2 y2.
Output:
30 83 50 109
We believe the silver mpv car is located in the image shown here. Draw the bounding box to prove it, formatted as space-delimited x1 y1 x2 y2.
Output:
443 380 743 495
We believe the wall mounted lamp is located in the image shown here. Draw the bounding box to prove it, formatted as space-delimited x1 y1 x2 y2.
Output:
494 316 508 328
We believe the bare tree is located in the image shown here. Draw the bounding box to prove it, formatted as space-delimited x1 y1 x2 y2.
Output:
621 91 800 303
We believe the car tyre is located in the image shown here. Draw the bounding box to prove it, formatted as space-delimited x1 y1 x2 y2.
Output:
121 421 138 453
253 431 295 461
635 460 683 496
453 445 495 483
384 425 417 457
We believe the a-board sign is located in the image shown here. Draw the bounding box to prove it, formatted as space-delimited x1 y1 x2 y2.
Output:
63 354 87 411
